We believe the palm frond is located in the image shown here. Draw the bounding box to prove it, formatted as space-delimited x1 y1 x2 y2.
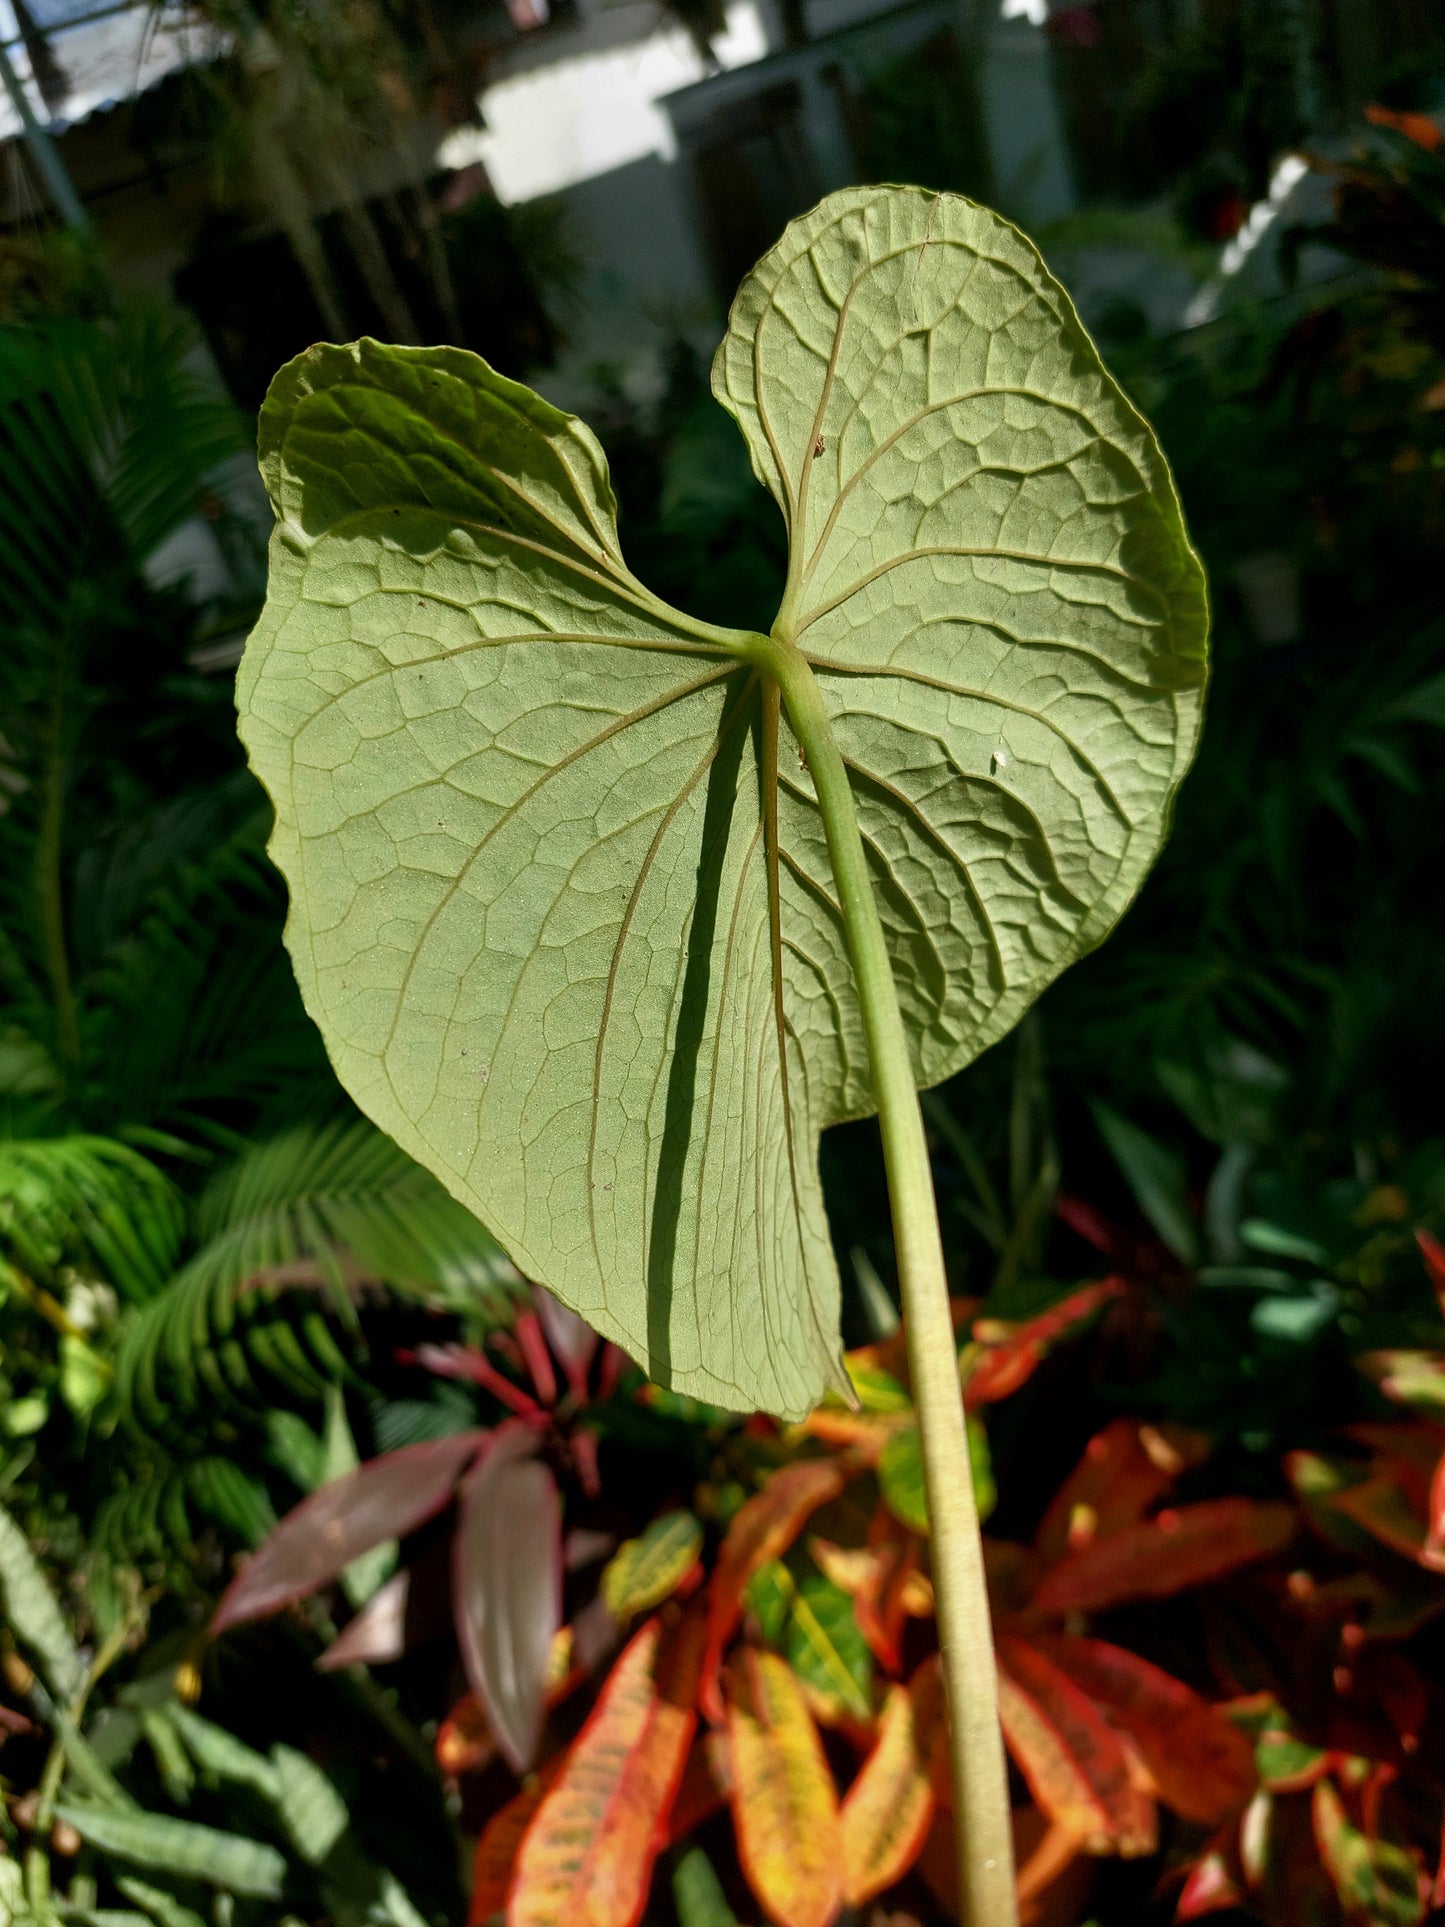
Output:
114 1115 519 1426
0 304 249 627
77 800 330 1135
91 1457 275 1570
0 1135 185 1301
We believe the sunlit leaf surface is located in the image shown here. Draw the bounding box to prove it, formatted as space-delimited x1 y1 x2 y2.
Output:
238 186 1206 1418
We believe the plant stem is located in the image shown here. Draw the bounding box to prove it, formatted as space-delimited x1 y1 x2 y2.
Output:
757 631 1017 1927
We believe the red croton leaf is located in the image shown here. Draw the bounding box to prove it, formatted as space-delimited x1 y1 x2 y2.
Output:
1417 1229 1445 1310
1031 1499 1295 1615
213 1431 487 1632
995 1634 1156 1857
1327 1475 1445 1573
668 1729 730 1844
1175 1849 1244 1919
454 1428 562 1773
533 1286 599 1402
725 1647 842 1927
964 1280 1124 1411
1032 1418 1207 1569
1021 1635 1255 1825
509 1609 706 1927
700 1459 847 1721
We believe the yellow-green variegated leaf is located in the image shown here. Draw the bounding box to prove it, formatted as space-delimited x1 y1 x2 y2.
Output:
236 186 1206 1423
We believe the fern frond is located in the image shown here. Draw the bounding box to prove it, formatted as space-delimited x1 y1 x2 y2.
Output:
0 1135 184 1300
114 1115 519 1426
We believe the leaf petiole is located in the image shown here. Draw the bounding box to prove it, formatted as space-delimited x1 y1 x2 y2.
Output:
752 629 1017 1927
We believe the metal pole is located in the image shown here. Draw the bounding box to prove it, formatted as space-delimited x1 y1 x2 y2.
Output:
0 33 90 233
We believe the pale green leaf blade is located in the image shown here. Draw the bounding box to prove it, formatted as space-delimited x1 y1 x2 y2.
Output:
714 187 1208 1097
238 185 1207 1425
237 341 841 1418
52 1805 287 1898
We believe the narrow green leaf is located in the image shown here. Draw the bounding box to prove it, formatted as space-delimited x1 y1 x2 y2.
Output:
167 1705 281 1801
139 1709 195 1806
269 1744 348 1865
673 1847 739 1927
53 1910 153 1925
114 1880 206 1927
54 1706 137 1811
269 1749 428 1927
52 1806 286 1899
1091 1100 1198 1266
600 1511 704 1621
1239 1219 1329 1265
0 1500 82 1700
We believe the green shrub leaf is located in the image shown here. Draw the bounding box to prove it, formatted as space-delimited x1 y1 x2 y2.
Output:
237 186 1206 1420
0 1499 83 1701
53 1804 287 1898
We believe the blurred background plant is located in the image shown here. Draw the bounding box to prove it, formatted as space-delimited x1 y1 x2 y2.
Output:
2 0 1445 1916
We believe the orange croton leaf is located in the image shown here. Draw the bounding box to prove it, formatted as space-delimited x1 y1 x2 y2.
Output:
470 1758 565 1926
1365 102 1443 152
995 1635 1156 1858
1032 1419 1206 1569
1021 1634 1255 1826
1031 1499 1295 1615
797 1409 907 1457
964 1280 1124 1411
440 1692 497 1777
700 1459 848 1721
508 1608 705 1927
839 1661 949 1905
725 1647 842 1927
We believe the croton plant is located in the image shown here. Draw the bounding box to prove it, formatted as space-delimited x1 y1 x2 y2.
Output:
209 1231 1445 1927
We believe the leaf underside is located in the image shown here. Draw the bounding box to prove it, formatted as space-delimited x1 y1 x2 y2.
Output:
237 185 1208 1420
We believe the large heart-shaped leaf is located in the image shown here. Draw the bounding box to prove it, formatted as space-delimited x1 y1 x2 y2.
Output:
237 185 1206 1420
